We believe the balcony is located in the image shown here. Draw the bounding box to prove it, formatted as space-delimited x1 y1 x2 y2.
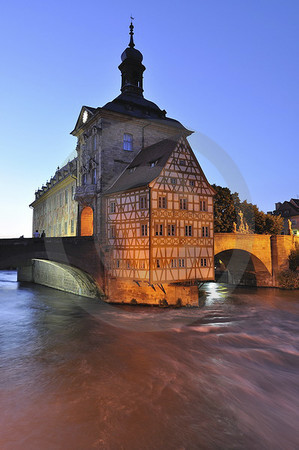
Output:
74 185 97 205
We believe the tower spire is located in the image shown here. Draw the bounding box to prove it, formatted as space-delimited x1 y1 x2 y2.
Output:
119 18 145 97
129 17 135 48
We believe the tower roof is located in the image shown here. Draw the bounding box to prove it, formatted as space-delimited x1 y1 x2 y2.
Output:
72 21 192 135
121 21 143 63
117 21 145 97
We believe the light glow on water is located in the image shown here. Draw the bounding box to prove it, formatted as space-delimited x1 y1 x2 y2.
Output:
204 282 232 305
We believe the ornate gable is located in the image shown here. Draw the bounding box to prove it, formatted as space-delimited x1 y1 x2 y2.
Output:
71 106 97 136
150 137 216 196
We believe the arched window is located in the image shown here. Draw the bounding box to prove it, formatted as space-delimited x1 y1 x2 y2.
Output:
80 207 93 236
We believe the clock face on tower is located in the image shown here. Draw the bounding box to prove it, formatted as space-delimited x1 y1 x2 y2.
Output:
82 110 88 123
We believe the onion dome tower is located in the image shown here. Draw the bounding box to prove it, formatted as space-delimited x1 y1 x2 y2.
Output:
118 21 146 97
102 21 190 130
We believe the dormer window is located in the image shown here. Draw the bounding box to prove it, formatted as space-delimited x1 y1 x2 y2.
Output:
129 166 137 173
150 159 159 168
123 133 133 151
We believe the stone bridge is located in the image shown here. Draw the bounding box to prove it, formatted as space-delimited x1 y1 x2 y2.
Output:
0 234 298 297
0 237 105 298
214 233 299 286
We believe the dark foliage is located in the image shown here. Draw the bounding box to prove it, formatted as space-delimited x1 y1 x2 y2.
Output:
212 185 283 235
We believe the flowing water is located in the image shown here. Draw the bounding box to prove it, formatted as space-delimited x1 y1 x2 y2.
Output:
0 270 299 450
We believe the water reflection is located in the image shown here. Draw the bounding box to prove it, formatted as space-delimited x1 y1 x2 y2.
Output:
1 271 299 450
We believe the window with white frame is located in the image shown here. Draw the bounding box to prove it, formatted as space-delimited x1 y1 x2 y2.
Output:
201 258 207 267
179 258 185 268
167 224 176 236
158 196 167 208
180 198 187 210
202 226 209 237
141 224 148 236
110 201 116 213
155 224 163 236
200 200 207 211
110 226 116 238
185 225 192 236
140 195 147 209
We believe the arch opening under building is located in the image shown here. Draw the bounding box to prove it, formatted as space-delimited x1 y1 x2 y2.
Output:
80 206 94 236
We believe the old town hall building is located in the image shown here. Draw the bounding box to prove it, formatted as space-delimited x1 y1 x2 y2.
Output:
30 23 215 304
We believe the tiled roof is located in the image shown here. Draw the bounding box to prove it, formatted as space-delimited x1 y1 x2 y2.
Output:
104 138 179 194
291 198 299 208
102 93 189 131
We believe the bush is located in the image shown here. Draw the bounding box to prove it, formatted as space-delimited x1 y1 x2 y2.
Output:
130 298 137 305
159 298 168 308
277 270 299 289
175 298 182 308
289 248 299 272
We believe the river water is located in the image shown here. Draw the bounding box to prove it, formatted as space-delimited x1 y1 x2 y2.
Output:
0 270 299 450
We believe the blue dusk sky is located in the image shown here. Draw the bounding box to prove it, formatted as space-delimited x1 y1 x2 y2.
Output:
0 0 298 237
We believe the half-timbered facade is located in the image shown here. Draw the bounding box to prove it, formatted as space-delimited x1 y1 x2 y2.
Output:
105 137 215 289
30 23 216 305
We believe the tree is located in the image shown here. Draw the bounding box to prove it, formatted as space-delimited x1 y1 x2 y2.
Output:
212 184 240 232
213 185 283 234
265 214 284 235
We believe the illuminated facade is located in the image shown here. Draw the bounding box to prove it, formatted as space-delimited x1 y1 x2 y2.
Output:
30 160 77 237
30 23 215 302
105 137 215 285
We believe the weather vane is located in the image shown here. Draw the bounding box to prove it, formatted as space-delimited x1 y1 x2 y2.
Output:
129 15 135 48
130 15 135 21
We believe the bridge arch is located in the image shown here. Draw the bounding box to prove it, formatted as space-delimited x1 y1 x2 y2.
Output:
18 259 103 299
215 248 273 286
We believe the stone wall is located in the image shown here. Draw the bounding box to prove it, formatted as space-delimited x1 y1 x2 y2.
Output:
215 233 273 274
271 235 299 285
107 278 200 306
